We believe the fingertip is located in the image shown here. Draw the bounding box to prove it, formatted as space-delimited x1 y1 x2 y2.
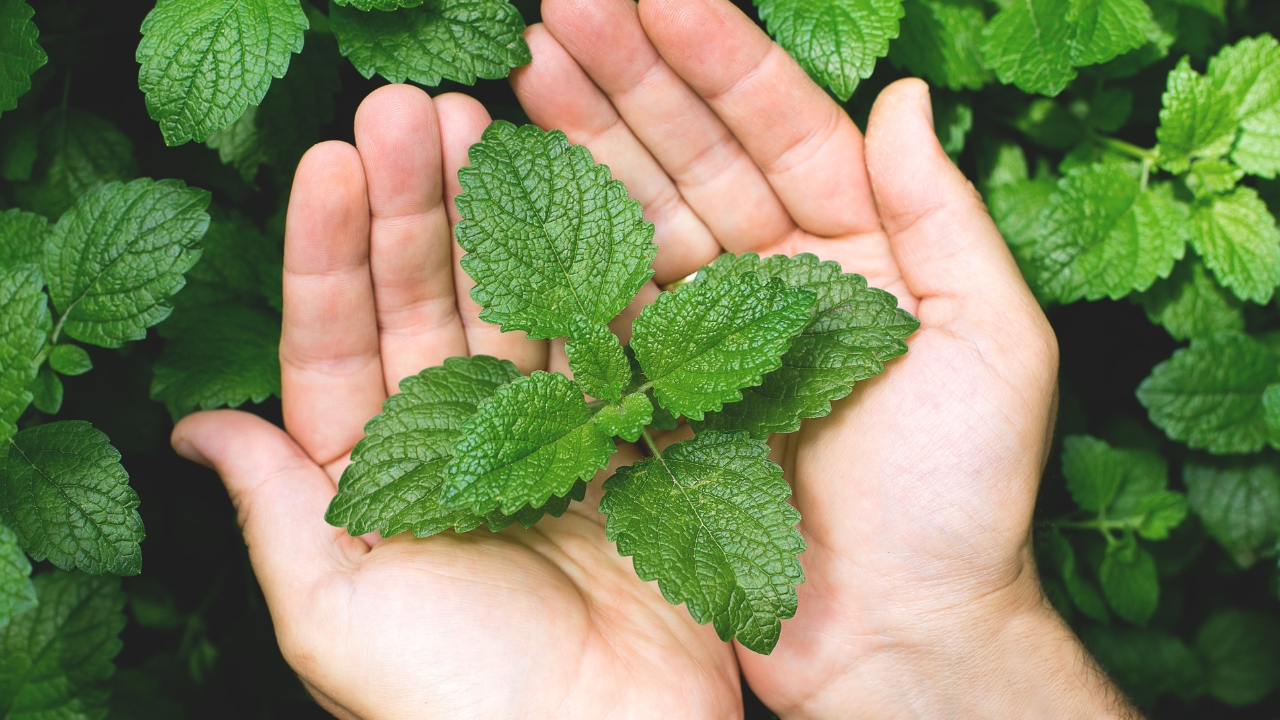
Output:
434 92 493 201
293 141 367 200
354 83 435 134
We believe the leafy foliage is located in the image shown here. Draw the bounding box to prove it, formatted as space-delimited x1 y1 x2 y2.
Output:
0 0 1276 712
330 0 531 86
326 355 521 538
442 371 613 515
0 571 125 719
0 421 144 576
454 121 656 339
691 253 917 437
0 0 45 116
43 179 210 348
137 0 309 145
1031 166 1189 302
0 265 48 440
631 272 815 420
753 0 905 100
1137 333 1279 454
599 431 805 654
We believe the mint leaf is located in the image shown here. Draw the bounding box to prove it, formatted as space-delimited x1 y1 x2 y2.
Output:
1042 530 1110 622
594 393 652 443
981 0 1152 97
173 210 277 311
48 345 91 377
44 179 210 348
30 365 60 415
327 356 522 537
1137 257 1244 341
889 0 989 92
1033 166 1189 302
1185 158 1244 198
10 109 137 219
981 0 1076 97
1213 35 1280 179
455 121 656 339
599 431 805 654
0 265 48 441
1133 491 1189 541
753 0 904 101
1266 383 1280 448
1235 106 1280 179
1184 460 1280 567
1195 610 1280 706
483 479 587 532
442 371 613 515
0 571 124 717
333 0 425 9
1157 35 1280 177
137 0 309 145
0 0 47 116
1099 539 1159 625
566 319 628 403
151 304 281 419
1061 435 1155 512
0 421 144 575
0 523 35 629
0 208 48 271
207 27 342 181
1059 434 1185 539
632 273 816 420
692 253 916 437
330 0 531 86
1138 333 1279 454
1083 627 1205 707
1191 187 1280 303
1157 58 1233 170
988 172 1058 291
1068 0 1155 68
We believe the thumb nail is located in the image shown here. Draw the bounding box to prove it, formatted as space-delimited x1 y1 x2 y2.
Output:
173 435 212 468
920 86 934 130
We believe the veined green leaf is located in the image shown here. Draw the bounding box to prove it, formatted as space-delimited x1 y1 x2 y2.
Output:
599 431 805 654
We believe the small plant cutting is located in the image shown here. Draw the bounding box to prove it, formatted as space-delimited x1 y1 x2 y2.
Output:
323 120 919 653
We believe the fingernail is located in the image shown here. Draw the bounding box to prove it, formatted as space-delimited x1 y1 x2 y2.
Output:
920 86 934 130
173 436 212 468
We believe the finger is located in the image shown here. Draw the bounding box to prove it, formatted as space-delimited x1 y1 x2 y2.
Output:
637 0 882 239
511 24 719 283
354 85 469 390
171 411 364 612
280 142 386 466
865 80 1036 318
436 92 548 374
540 0 796 253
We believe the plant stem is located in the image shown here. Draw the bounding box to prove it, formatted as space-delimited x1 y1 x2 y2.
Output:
1091 134 1158 162
640 428 662 458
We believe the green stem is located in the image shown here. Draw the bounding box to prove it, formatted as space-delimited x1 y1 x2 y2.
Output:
50 312 68 346
1055 518 1133 531
640 428 662 458
1091 134 1158 162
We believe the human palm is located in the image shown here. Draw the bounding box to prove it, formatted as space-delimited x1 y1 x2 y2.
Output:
174 0 1063 717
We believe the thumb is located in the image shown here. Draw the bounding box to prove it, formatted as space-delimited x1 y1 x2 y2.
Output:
865 79 1033 315
172 410 362 607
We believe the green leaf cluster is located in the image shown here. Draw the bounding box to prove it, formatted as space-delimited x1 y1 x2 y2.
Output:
134 0 531 148
326 122 918 653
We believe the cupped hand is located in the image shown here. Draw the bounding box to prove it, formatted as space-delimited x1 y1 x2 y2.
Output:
509 0 1120 716
171 86 743 719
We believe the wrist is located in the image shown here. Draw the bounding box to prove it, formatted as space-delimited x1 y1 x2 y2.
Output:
779 561 1139 719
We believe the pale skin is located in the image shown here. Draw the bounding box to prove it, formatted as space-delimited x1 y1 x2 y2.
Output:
170 0 1139 717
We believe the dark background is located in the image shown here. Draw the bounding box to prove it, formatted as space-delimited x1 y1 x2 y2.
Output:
6 0 1280 717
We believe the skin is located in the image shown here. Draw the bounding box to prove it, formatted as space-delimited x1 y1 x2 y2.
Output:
171 0 1140 717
